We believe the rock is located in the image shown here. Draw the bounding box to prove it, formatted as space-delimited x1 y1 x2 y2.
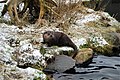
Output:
0 64 46 80
45 55 76 73
12 43 46 69
90 44 120 56
14 43 76 70
74 48 93 66
80 35 120 56
104 32 120 46
0 42 46 80
88 32 120 56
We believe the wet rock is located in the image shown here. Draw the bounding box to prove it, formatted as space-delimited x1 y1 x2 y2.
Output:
45 55 76 73
74 48 93 66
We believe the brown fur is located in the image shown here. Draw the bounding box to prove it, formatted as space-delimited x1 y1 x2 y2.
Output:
42 31 78 58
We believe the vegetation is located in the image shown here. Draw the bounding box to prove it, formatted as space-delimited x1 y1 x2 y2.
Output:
0 0 109 27
79 38 120 56
0 0 59 26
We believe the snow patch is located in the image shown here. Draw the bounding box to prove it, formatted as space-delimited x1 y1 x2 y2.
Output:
17 43 46 67
19 43 33 53
58 47 73 51
75 13 101 26
77 38 87 46
20 67 46 80
89 36 108 46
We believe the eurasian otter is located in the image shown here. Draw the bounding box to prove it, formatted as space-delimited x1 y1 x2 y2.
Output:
42 31 78 58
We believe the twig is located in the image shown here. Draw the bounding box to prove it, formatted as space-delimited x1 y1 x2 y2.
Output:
44 4 61 18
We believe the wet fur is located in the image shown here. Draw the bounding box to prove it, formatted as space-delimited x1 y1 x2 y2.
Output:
42 31 78 58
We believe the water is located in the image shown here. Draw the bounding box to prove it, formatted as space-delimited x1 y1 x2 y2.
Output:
52 55 120 80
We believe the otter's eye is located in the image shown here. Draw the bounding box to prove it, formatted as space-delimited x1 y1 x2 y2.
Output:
47 33 50 35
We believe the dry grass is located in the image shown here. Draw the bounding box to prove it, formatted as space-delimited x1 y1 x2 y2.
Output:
51 0 89 31
53 0 83 19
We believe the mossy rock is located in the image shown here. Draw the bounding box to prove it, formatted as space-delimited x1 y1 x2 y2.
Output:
74 48 93 64
91 44 120 56
102 32 120 46
80 40 120 56
91 44 113 56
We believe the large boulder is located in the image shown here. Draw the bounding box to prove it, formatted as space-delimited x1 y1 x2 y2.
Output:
45 55 76 73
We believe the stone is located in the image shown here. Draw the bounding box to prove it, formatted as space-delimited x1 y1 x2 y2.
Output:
74 48 93 64
45 55 76 73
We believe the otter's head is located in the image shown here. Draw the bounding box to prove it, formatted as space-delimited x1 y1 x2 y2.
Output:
43 31 55 43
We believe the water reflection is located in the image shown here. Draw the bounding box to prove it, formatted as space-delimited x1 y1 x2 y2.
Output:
53 55 120 80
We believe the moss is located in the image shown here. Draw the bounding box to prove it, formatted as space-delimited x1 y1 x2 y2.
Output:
59 50 73 56
91 44 113 56
32 64 44 71
40 46 46 55
79 40 116 56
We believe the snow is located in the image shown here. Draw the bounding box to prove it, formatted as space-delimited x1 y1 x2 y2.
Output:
19 67 46 80
17 43 46 67
75 13 101 26
100 12 119 26
0 23 47 79
58 47 73 51
76 38 87 46
19 43 34 53
89 36 108 46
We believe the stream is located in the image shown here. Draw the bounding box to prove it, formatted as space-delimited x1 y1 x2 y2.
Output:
52 55 120 80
